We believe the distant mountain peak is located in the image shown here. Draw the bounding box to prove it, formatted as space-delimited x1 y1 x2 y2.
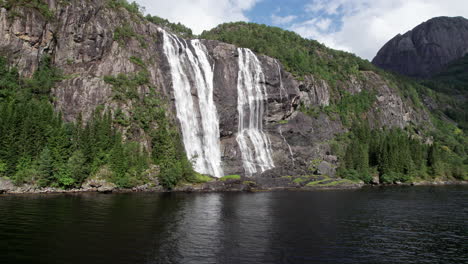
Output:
372 16 468 78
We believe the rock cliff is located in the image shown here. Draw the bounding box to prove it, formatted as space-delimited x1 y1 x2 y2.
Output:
372 16 468 78
0 0 432 181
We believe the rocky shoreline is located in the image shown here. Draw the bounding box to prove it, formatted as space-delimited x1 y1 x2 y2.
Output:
1 176 466 196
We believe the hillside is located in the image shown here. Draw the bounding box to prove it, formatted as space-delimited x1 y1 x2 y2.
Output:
0 0 466 194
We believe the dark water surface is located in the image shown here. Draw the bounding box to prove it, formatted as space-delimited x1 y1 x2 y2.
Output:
0 186 467 264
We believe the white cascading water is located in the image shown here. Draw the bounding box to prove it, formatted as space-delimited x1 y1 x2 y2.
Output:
279 126 295 165
161 30 224 177
236 48 275 176
275 60 289 101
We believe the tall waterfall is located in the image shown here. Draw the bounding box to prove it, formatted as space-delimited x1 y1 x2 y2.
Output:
236 48 275 176
161 30 223 178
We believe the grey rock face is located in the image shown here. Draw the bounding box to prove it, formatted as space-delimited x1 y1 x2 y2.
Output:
372 16 468 78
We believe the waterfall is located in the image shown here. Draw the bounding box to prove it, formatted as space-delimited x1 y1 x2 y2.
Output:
236 48 275 176
275 60 288 101
161 30 224 178
279 126 295 165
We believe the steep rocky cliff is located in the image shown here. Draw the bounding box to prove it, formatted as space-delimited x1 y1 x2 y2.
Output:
372 16 468 78
0 0 437 185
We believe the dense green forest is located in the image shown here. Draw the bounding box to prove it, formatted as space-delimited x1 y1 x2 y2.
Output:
0 56 196 189
336 123 467 183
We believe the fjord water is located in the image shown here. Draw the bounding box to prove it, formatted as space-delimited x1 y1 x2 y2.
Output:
1 186 467 264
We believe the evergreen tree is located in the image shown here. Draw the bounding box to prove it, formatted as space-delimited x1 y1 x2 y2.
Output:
37 147 54 187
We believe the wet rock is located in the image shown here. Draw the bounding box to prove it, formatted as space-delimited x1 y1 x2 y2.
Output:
0 177 14 193
317 161 335 177
371 175 380 185
82 177 116 193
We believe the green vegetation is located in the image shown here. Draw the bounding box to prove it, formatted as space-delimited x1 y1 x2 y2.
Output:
300 90 376 125
421 55 468 130
107 0 143 17
220 175 241 181
242 181 256 186
305 178 330 186
113 23 147 48
104 71 149 100
337 122 467 183
189 173 214 184
107 0 192 37
326 91 376 125
145 15 193 38
307 179 355 187
0 0 54 20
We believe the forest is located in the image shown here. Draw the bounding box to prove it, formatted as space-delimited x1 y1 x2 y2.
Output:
0 56 195 189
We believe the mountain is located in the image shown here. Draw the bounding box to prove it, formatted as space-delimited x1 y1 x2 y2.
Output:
0 0 465 193
372 16 468 78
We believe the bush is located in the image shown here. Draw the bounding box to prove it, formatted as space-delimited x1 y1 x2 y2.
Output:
338 168 372 184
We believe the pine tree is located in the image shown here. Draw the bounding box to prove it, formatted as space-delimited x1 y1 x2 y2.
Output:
37 147 54 187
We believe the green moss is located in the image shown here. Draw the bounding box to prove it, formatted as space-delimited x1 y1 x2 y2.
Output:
305 179 330 186
307 179 354 187
242 180 256 186
190 173 214 183
292 175 324 184
293 177 307 184
220 174 241 181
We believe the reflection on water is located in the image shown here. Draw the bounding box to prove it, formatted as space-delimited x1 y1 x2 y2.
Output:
0 186 467 264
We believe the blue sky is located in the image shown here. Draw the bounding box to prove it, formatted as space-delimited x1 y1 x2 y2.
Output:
245 0 341 31
136 0 468 60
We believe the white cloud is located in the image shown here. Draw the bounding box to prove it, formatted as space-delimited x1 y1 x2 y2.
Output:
135 0 261 34
315 18 332 31
271 14 297 25
293 0 468 60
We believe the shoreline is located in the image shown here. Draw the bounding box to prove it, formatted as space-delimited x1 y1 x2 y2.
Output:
1 179 467 196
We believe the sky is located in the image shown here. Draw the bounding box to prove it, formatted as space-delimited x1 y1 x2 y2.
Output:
135 0 468 60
